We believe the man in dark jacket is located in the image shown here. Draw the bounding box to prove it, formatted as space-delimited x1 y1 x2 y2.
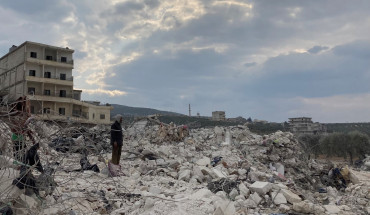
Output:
111 114 123 165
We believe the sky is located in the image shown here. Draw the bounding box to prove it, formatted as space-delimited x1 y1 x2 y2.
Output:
1 0 370 123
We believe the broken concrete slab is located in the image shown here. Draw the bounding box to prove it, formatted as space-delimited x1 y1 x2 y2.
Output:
195 157 210 166
249 181 272 195
271 191 287 205
281 189 302 204
238 183 250 198
323 205 341 214
249 192 262 205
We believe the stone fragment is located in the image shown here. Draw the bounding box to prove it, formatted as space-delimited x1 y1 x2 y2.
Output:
349 169 360 184
144 198 157 210
323 205 341 214
148 186 161 195
244 199 257 208
214 200 236 215
249 181 272 195
292 200 314 214
192 166 205 182
212 168 227 178
238 183 250 198
279 204 290 213
228 188 238 200
178 169 191 182
281 189 302 204
271 191 287 205
190 188 213 200
356 198 368 205
196 157 210 166
249 192 262 205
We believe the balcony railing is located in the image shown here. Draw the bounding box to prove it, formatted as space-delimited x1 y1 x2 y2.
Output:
44 57 74 65
43 75 73 81
29 91 73 99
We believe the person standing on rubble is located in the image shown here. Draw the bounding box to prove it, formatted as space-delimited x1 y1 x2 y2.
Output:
111 114 123 165
9 96 35 163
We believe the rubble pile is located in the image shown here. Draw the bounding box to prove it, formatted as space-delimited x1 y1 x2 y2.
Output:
0 119 369 215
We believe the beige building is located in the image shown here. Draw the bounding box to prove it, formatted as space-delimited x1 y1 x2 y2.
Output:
212 111 226 121
289 117 326 135
0 41 112 124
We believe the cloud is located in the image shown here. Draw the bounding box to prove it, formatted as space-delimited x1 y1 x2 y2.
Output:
78 88 127 97
307 45 329 54
292 93 370 123
244 62 256 67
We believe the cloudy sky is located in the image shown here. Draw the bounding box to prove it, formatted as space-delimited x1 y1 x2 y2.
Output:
1 0 370 123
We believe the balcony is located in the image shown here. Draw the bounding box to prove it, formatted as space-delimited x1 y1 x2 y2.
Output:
26 75 73 86
44 56 74 65
27 57 73 69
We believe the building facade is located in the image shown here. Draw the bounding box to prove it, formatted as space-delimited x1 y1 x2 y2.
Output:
212 111 226 121
0 41 112 124
288 117 326 135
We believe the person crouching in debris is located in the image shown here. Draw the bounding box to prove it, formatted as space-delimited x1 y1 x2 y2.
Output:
111 114 123 165
9 96 35 163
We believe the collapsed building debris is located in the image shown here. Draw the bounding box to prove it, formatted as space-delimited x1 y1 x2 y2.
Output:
1 111 370 214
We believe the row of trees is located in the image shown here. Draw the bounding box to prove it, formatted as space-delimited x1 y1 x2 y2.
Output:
299 131 370 164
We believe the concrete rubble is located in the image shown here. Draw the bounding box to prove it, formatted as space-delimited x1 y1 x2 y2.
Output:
0 119 369 215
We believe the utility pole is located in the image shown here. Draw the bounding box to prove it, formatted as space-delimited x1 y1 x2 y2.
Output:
188 104 191 116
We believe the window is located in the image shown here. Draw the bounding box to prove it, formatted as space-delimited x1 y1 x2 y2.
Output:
60 73 66 80
100 114 105 119
30 52 37 58
44 90 50 96
61 57 67 62
30 106 35 114
46 55 53 60
28 87 35 95
43 108 50 114
59 108 65 115
29 70 36 76
59 90 66 97
44 72 51 78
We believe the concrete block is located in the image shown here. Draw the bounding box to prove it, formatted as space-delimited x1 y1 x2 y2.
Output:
281 189 302 204
196 157 210 166
323 205 341 214
292 200 314 214
190 188 212 200
238 183 250 198
249 192 262 205
249 181 272 195
271 191 287 205
228 188 238 200
178 169 191 182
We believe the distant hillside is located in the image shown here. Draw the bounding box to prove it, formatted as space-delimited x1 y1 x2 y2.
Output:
110 104 184 118
325 123 370 136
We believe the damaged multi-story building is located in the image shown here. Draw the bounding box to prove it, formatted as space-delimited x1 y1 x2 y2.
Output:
0 41 112 124
288 117 326 135
212 111 226 121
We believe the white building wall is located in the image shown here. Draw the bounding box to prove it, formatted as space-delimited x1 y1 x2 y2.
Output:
57 68 72 80
26 44 44 60
26 63 43 78
0 46 25 70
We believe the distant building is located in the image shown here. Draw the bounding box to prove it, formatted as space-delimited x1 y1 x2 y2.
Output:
253 119 268 124
289 117 326 135
212 111 226 121
0 41 112 124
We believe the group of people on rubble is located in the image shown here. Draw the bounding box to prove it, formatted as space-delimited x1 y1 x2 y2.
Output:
2 96 186 178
